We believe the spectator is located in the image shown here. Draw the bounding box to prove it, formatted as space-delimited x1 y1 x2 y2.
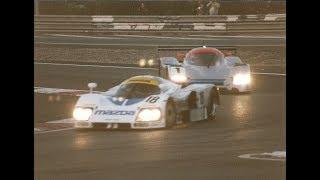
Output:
195 2 206 15
138 1 148 15
207 0 220 15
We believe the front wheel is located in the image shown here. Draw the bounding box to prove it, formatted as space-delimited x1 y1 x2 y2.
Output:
165 100 176 128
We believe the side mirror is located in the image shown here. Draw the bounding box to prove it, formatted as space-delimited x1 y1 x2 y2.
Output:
88 82 97 93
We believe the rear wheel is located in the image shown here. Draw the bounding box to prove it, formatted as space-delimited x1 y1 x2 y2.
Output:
232 88 240 93
188 91 197 109
207 89 218 120
165 100 176 128
182 92 197 122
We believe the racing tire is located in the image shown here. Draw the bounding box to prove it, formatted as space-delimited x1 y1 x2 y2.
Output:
188 91 197 109
182 92 197 122
165 100 176 128
207 89 218 120
232 88 240 94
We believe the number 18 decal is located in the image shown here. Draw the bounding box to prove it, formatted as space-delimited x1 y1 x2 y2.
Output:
145 96 160 103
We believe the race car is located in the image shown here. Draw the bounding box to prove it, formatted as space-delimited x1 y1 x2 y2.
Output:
72 75 220 129
159 46 251 93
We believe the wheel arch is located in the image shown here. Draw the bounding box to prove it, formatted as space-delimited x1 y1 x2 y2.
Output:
187 91 198 109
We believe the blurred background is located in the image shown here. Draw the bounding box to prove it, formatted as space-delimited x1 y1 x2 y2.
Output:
34 0 286 15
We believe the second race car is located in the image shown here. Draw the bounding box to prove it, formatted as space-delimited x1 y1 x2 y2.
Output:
159 46 251 93
73 75 220 129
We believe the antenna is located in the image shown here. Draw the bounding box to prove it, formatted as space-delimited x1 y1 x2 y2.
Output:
202 40 206 48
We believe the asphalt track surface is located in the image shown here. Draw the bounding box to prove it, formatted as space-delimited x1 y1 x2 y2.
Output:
34 63 286 180
35 34 285 47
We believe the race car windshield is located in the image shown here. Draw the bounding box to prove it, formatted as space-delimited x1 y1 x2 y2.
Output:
226 56 244 65
186 53 221 66
115 83 160 99
163 58 180 66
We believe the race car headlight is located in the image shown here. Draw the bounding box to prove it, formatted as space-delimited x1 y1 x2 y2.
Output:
73 108 93 121
136 108 161 122
170 74 187 84
139 59 146 67
147 59 154 66
233 73 251 85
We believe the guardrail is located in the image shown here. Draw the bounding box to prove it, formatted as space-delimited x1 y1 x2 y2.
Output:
34 14 285 35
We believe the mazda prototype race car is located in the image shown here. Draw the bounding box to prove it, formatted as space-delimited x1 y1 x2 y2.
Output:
159 47 251 93
73 76 219 129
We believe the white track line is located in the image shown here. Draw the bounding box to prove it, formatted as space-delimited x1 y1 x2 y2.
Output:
239 151 286 162
238 154 286 162
34 62 157 70
34 127 76 134
34 86 102 95
40 34 286 40
37 42 157 47
35 62 285 76
46 34 126 40
114 34 228 40
34 87 86 94
252 72 286 76
188 35 286 39
36 42 286 47
46 118 75 124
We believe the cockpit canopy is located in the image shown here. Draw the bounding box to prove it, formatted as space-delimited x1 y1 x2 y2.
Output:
115 76 161 99
185 47 224 67
115 83 160 99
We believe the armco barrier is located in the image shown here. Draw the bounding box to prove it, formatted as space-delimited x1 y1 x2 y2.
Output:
34 14 285 35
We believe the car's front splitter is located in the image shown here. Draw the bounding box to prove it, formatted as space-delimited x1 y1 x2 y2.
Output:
74 120 166 129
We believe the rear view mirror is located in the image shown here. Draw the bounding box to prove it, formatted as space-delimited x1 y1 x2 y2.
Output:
88 82 97 93
224 51 233 57
222 49 237 57
176 52 185 62
160 57 180 66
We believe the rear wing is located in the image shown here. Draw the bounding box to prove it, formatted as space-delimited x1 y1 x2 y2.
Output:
157 45 237 67
158 45 237 64
157 45 237 77
158 45 237 51
158 45 237 56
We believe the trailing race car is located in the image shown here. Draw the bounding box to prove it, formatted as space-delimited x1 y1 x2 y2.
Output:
159 46 251 93
73 75 219 129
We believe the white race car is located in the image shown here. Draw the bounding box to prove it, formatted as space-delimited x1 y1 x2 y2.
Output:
73 75 219 129
159 47 251 93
